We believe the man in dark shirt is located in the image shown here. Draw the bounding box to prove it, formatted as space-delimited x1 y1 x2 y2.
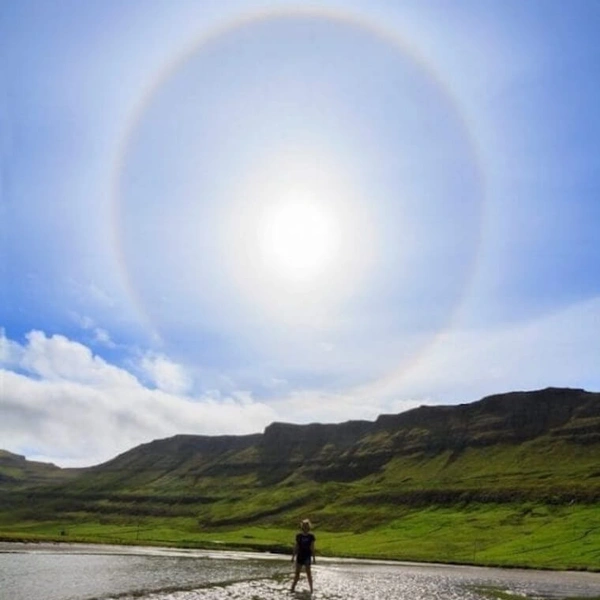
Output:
291 518 316 593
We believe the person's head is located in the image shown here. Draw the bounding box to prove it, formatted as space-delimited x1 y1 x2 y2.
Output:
301 519 311 532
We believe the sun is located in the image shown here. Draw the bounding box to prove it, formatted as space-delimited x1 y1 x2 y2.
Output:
220 159 376 324
258 194 341 283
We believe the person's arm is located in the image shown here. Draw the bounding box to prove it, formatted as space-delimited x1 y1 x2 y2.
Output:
311 538 316 564
292 539 299 562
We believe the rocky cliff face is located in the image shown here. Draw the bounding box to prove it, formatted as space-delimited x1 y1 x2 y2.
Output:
258 420 374 482
371 387 599 453
4 388 599 493
249 388 600 483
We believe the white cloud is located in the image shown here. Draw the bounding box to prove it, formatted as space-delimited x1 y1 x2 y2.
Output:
72 313 117 348
138 352 193 395
92 327 114 347
1 295 599 468
0 330 276 467
263 376 288 389
373 295 600 404
76 315 95 330
77 281 117 309
270 388 419 427
18 331 136 388
266 296 600 427
0 328 23 366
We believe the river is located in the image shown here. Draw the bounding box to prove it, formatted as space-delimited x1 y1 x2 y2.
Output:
1 542 599 600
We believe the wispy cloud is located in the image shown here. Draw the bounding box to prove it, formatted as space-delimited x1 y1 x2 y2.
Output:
72 312 116 348
380 295 600 404
138 351 193 395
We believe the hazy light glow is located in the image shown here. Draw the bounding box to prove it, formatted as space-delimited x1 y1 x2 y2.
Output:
222 153 376 328
3 1 600 467
114 9 482 358
258 192 342 282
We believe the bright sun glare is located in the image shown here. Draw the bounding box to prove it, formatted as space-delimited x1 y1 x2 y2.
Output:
258 195 341 282
222 161 374 324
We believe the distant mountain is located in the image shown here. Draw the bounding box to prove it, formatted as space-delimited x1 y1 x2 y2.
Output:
0 450 79 490
2 387 599 528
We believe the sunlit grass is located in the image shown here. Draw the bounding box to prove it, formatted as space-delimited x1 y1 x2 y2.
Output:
2 432 599 571
2 503 599 571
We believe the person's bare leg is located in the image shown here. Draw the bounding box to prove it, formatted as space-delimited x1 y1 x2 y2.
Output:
306 565 313 593
291 563 301 592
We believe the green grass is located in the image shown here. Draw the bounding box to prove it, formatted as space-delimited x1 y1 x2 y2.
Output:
2 429 599 572
1 502 599 571
315 503 600 570
366 440 600 498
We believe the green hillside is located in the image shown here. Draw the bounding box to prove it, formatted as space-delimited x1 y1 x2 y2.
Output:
1 387 599 570
0 449 80 490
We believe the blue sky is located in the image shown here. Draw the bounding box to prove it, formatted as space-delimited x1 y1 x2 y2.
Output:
1 0 599 467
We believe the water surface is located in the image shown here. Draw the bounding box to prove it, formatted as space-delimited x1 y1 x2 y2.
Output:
1 542 599 600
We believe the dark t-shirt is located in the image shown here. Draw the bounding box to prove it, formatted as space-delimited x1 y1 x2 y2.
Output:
296 532 316 562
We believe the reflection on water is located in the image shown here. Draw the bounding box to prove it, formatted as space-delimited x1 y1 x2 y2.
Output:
1 543 599 600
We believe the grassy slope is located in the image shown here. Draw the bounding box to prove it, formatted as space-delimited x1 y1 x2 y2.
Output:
1 503 598 571
0 450 79 489
1 437 599 570
2 390 599 570
369 438 600 497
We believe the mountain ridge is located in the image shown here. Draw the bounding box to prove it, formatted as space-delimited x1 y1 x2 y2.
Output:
0 387 600 475
3 386 598 496
2 387 600 569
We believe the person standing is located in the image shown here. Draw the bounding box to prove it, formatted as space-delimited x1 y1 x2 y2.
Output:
291 518 316 593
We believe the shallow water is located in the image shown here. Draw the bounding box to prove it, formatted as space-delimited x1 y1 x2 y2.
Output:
1 542 599 600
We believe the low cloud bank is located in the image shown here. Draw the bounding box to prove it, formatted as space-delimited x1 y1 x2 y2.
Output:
0 330 276 467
